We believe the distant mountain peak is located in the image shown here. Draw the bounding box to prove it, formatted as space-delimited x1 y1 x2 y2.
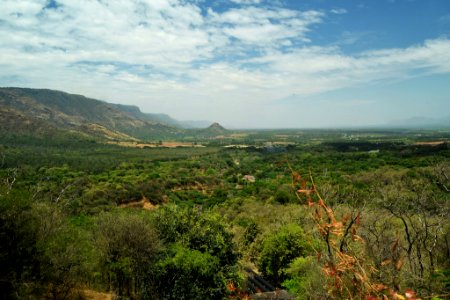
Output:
208 122 226 130
205 122 228 134
196 122 228 136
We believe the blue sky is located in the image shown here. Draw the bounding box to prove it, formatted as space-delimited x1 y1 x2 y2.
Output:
0 0 449 128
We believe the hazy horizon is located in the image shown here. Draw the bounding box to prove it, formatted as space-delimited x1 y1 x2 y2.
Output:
1 0 450 128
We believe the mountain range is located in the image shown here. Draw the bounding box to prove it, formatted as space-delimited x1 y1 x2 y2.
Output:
1 87 447 141
0 87 224 141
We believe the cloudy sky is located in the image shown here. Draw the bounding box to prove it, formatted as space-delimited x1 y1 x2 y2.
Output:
1 0 450 128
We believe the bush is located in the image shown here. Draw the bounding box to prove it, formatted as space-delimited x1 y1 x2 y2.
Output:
282 256 327 299
258 224 313 285
153 244 227 300
153 205 239 266
151 206 240 299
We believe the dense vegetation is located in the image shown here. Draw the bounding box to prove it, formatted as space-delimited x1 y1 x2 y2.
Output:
0 128 449 299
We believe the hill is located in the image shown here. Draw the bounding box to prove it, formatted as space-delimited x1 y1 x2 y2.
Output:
111 103 184 128
0 87 184 140
193 122 230 138
197 122 228 136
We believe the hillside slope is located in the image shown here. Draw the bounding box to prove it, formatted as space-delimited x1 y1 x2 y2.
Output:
0 87 183 140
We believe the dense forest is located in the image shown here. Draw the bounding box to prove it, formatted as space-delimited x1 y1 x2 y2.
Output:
0 129 449 299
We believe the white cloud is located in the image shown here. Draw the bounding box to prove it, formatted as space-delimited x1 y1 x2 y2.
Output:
0 0 449 127
229 0 262 4
0 0 325 80
207 7 324 48
245 38 450 97
330 8 347 15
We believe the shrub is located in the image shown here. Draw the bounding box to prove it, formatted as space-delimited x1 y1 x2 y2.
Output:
258 224 313 285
